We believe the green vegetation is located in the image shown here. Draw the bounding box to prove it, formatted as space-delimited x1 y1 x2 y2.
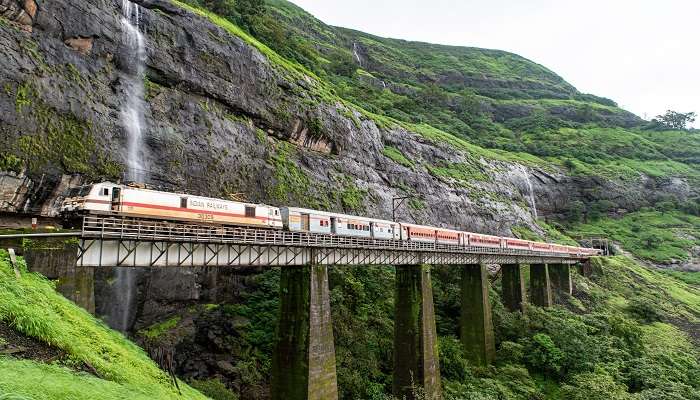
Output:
268 140 312 205
381 145 414 168
169 0 700 205
208 252 700 399
0 358 166 400
427 161 489 187
0 250 207 399
2 81 123 179
569 210 699 263
139 316 181 340
189 378 240 400
339 178 367 212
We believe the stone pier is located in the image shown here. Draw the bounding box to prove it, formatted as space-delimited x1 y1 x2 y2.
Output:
393 265 441 400
460 264 495 366
501 263 526 312
529 264 552 308
271 264 338 400
548 263 572 303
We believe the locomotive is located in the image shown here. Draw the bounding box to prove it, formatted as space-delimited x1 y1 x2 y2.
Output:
60 182 600 257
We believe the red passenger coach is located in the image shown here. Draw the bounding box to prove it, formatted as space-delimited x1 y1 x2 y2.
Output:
435 228 461 245
468 233 502 249
401 223 436 243
505 238 531 251
532 242 552 252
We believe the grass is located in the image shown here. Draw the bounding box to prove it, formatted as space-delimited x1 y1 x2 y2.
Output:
589 256 700 320
569 211 699 263
0 249 208 399
0 358 163 400
662 270 700 287
381 145 414 168
427 161 490 186
139 316 181 340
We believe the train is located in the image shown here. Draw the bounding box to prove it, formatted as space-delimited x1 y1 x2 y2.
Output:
60 182 600 257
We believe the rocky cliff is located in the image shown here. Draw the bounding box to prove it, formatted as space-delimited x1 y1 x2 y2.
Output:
1 0 694 239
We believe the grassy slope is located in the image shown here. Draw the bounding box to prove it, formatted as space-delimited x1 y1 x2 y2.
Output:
569 211 700 263
0 250 208 400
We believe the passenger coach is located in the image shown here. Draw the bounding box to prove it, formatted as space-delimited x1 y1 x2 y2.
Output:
61 182 600 256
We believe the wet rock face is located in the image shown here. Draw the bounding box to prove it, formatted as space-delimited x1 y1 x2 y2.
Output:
0 0 693 234
0 0 36 32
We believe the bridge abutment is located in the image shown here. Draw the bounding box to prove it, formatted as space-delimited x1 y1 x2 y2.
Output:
548 263 572 303
460 264 495 366
271 264 338 400
393 264 441 400
529 263 552 307
501 263 525 312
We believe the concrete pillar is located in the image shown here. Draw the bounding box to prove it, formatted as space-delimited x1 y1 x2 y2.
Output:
271 264 338 400
578 260 593 278
529 264 552 308
393 265 441 400
501 264 526 312
460 264 495 366
549 263 572 303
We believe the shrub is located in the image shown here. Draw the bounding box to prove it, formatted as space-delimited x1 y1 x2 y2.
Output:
439 336 470 381
523 333 563 377
561 370 631 400
626 296 663 323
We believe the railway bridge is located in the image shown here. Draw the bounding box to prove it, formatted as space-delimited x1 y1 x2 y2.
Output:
7 217 595 400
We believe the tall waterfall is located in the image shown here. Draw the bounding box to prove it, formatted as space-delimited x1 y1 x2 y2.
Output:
519 165 538 219
104 0 147 333
120 0 148 183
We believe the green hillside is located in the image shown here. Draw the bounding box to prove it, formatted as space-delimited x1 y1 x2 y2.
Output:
0 250 208 400
181 0 699 218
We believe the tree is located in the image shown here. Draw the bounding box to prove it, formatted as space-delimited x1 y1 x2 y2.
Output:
327 50 356 77
200 0 236 17
652 110 696 130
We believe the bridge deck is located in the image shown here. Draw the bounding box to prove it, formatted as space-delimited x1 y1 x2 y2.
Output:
75 217 591 267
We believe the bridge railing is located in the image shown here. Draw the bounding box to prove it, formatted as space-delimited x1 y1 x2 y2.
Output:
81 216 590 260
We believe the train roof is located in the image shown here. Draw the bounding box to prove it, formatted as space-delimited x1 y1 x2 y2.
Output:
282 207 396 224
93 182 279 208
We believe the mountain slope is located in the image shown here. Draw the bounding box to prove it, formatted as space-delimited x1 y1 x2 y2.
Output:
0 250 208 399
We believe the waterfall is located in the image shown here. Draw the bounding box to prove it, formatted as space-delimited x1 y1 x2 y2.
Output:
109 267 138 333
120 0 148 183
352 42 362 67
519 165 538 219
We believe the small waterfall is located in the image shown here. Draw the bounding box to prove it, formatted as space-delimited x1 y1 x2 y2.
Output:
120 0 149 183
109 268 138 333
352 42 362 67
519 165 538 219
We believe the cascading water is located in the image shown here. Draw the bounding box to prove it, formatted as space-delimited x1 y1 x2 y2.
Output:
519 165 538 219
352 42 363 67
104 0 147 333
109 267 138 333
120 0 149 183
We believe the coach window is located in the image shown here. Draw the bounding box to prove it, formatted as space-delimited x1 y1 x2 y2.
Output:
102 187 109 196
180 197 188 208
245 206 256 217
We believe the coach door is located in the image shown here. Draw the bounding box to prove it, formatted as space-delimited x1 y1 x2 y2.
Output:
111 187 121 212
300 213 310 231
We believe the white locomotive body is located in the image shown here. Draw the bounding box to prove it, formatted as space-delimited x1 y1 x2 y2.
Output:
62 182 283 229
61 182 600 257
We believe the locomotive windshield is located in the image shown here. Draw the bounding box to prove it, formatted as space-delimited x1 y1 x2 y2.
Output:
66 185 92 197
